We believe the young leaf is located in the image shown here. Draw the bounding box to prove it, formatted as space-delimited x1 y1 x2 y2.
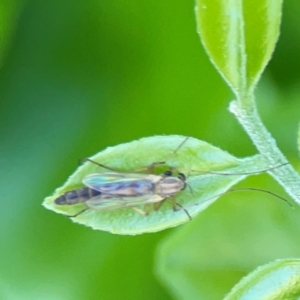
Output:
43 135 267 235
0 0 23 66
195 0 283 95
224 259 300 300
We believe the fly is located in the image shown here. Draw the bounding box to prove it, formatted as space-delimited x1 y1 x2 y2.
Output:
54 170 189 218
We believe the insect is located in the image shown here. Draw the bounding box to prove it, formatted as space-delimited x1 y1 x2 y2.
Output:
54 137 192 218
54 137 290 219
55 169 189 218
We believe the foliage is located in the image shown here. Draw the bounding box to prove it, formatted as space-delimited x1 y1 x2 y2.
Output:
1 0 300 299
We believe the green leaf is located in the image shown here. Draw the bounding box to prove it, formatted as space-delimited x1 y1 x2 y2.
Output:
195 0 283 95
0 0 23 65
224 259 300 300
43 135 266 235
155 187 300 299
297 123 300 155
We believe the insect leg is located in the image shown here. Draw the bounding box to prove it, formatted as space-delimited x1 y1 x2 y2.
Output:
132 207 147 215
82 158 164 174
152 197 192 221
147 137 191 171
153 200 166 212
161 136 190 164
168 198 192 221
133 137 190 174
82 137 190 175
80 158 120 172
227 188 293 207
183 187 292 211
67 208 89 218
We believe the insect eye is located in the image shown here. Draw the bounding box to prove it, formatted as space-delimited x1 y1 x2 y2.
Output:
178 173 186 181
164 170 172 176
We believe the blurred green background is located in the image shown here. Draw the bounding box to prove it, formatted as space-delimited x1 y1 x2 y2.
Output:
1 1 300 299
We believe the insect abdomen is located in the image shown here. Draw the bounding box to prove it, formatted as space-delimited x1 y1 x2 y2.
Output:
55 188 101 205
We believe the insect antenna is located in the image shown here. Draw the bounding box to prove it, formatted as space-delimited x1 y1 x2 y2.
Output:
184 187 293 211
191 162 289 176
225 187 293 207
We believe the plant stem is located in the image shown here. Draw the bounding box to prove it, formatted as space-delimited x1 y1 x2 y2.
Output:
229 96 300 204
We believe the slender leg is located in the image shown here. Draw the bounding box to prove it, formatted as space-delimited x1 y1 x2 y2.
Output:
67 208 89 218
132 207 147 215
81 137 190 174
143 137 190 172
167 198 192 221
82 158 164 174
186 183 194 197
153 200 166 211
153 197 192 221
80 158 120 172
170 136 189 157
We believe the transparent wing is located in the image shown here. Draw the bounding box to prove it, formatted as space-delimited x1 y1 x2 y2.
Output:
83 172 158 196
86 194 164 211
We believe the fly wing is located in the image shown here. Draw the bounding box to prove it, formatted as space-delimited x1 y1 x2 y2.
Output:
83 172 158 196
86 194 164 211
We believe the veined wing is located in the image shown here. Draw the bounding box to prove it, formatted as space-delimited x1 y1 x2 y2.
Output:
83 172 160 196
86 194 164 211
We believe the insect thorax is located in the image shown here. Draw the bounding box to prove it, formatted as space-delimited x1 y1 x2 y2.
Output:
155 177 186 197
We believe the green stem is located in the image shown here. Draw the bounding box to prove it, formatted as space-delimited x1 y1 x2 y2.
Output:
229 96 300 204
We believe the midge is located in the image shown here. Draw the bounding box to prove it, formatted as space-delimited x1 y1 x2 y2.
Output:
54 169 189 218
55 137 192 218
54 137 289 219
